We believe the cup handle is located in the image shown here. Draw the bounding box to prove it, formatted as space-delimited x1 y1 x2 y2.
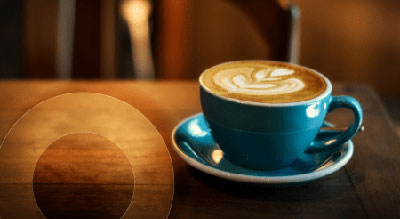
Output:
306 96 363 153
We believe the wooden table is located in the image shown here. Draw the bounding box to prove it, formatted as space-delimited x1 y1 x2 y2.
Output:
0 81 399 218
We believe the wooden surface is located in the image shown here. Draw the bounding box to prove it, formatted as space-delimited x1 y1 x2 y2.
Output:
0 81 399 218
0 91 173 218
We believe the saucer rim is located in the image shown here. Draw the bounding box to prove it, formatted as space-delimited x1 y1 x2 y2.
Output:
171 113 354 184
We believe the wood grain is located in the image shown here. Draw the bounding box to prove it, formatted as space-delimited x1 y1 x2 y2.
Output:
0 89 173 218
0 81 398 218
34 184 134 219
334 85 400 218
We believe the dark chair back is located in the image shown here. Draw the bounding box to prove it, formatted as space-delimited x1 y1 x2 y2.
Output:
153 0 300 79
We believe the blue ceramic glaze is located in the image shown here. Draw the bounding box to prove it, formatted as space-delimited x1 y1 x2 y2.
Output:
200 80 362 170
171 114 354 185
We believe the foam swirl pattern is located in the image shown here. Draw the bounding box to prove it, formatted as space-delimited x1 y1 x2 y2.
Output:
200 61 327 103
213 68 305 95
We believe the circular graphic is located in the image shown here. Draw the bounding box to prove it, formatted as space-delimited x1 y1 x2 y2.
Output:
34 133 135 219
0 93 173 218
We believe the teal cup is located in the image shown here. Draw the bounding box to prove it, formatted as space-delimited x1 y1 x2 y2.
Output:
199 63 363 170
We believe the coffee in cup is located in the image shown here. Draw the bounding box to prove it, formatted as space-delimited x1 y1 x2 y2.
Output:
200 61 327 103
199 61 362 170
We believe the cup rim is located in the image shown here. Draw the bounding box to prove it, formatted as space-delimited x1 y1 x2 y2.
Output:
199 60 332 107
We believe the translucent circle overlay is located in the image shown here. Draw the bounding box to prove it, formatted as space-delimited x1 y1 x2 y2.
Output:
0 93 173 218
33 133 135 219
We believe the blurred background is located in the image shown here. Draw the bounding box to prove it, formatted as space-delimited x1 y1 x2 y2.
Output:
0 0 399 130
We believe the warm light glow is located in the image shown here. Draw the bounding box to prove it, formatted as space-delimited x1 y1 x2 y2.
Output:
121 0 151 38
211 149 224 165
121 0 150 24
120 0 155 79
316 150 343 171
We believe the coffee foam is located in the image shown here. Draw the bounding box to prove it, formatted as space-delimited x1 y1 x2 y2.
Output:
200 61 327 103
214 67 305 95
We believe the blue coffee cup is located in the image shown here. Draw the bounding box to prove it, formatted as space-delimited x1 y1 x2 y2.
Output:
199 63 363 170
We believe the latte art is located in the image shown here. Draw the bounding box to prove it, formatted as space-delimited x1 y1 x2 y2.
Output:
214 68 305 96
200 61 327 103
